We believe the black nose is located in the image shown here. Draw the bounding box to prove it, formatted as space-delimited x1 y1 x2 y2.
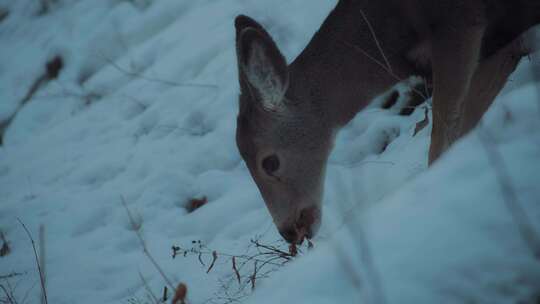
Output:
279 227 298 244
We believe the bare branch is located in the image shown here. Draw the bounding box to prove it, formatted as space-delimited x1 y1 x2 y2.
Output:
231 257 241 285
206 251 218 274
137 271 160 304
98 53 219 90
0 284 15 304
249 261 257 291
16 219 47 304
0 274 24 281
38 225 45 304
175 236 299 304
120 196 176 291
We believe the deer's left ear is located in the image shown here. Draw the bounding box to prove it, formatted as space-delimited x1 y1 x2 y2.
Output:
235 15 289 112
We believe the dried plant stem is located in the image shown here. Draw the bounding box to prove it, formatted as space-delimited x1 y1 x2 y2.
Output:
99 53 218 90
0 284 15 304
232 257 241 285
38 225 46 304
137 271 160 304
249 261 258 291
16 219 47 304
120 196 175 291
206 251 218 274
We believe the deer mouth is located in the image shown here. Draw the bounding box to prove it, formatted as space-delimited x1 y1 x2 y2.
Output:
277 206 320 244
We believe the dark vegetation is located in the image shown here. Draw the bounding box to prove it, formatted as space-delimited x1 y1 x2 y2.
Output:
0 55 63 146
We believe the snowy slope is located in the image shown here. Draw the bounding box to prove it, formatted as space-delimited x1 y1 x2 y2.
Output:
0 1 539 304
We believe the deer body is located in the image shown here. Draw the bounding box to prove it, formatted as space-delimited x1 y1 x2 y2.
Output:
235 0 540 243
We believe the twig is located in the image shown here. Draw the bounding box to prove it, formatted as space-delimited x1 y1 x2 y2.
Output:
177 236 297 304
249 261 257 291
477 124 540 258
120 196 175 291
137 271 159 304
206 251 218 273
162 286 168 302
0 284 15 304
0 273 24 281
19 280 37 304
16 219 47 304
98 53 219 90
250 240 293 258
413 106 430 136
173 245 286 267
198 252 206 267
38 225 45 304
0 231 10 257
231 257 241 285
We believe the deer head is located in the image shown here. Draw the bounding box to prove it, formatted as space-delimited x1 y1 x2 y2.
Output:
234 15 335 244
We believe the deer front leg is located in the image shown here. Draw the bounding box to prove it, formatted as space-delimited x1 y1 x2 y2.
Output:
458 38 525 137
429 25 485 165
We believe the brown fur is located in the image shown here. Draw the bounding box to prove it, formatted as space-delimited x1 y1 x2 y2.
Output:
235 0 539 243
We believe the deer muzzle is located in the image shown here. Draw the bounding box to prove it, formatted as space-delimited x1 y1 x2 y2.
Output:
279 206 321 244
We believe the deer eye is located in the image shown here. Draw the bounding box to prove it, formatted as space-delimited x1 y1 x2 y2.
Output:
262 154 280 175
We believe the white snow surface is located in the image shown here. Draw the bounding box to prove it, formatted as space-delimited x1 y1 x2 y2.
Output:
0 1 539 304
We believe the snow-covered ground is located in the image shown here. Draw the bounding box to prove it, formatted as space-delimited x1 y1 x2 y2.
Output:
0 1 539 304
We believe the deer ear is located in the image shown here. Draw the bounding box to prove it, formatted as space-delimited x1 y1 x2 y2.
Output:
235 15 289 112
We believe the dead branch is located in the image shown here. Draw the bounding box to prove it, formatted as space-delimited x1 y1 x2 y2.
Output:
98 53 219 90
16 219 47 304
250 239 293 259
137 271 160 304
0 284 15 304
19 280 37 304
162 286 168 302
413 106 430 136
0 231 9 257
231 257 240 285
38 225 45 304
198 252 206 267
176 236 300 304
0 273 24 281
206 251 218 274
120 196 176 291
249 261 258 291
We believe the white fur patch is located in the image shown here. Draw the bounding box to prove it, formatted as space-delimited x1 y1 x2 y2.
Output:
244 43 287 111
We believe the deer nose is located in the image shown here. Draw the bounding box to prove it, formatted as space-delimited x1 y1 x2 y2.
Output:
278 207 321 244
297 207 320 239
279 227 299 244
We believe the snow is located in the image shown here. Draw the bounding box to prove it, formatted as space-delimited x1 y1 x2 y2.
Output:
0 1 539 304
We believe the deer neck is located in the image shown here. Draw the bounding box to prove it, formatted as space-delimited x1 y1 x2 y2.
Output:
287 0 417 128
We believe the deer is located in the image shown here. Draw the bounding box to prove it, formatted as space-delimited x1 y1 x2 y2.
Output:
234 0 540 244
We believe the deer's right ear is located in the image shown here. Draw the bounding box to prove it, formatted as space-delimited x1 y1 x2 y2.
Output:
235 15 289 112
